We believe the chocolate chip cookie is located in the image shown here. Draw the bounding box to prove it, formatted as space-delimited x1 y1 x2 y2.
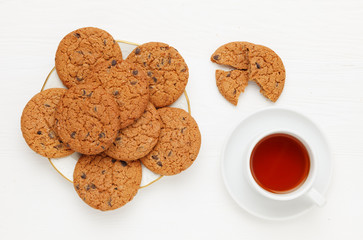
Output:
126 42 189 108
94 60 149 129
54 84 120 155
21 88 74 158
73 154 142 211
141 107 201 176
248 44 285 102
55 27 122 88
211 42 285 103
106 102 161 161
216 69 249 105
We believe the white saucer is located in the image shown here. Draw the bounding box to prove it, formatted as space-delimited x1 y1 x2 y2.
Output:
221 107 333 220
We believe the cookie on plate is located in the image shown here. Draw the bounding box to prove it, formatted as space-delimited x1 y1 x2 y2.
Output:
94 60 149 129
54 84 120 155
126 42 188 108
141 107 201 176
106 102 161 161
73 154 142 211
55 27 122 88
216 69 249 106
21 88 74 158
211 42 285 103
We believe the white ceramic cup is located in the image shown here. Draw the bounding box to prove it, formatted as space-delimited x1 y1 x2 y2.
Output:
245 130 326 207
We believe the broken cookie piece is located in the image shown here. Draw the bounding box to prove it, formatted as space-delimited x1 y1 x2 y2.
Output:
216 69 249 105
211 42 285 104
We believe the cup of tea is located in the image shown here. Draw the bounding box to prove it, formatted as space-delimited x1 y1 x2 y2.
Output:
246 130 325 206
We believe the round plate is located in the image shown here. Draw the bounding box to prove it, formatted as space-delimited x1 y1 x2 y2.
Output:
221 107 333 220
43 40 191 188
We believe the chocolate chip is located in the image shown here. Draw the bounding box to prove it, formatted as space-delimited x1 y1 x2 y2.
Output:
111 60 117 66
181 127 187 133
44 104 51 107
48 131 55 139
152 155 159 160
103 39 107 46
181 68 186 72
82 89 86 96
147 71 152 77
112 159 116 163
213 55 220 60
93 107 97 112
37 131 42 135
114 187 118 190
87 92 93 97
81 172 86 179
135 48 141 55
148 53 151 59
101 170 106 174
182 117 186 120
152 77 157 83
74 33 80 38
130 81 137 85
168 150 172 156
90 183 96 189
156 64 160 68
168 57 171 64
143 62 147 67
113 143 116 146
132 70 138 75
157 161 163 167
85 185 90 191
108 198 112 207
120 161 127 167
116 137 121 141
54 144 63 150
77 77 83 82
99 132 105 138
233 89 237 95
226 72 231 77
75 184 79 190
113 90 119 96
255 62 261 69
85 132 90 138
59 140 63 144
101 146 105 150
77 50 83 55
161 59 164 65
70 132 76 138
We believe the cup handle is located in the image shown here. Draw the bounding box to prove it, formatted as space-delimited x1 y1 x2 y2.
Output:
306 188 326 207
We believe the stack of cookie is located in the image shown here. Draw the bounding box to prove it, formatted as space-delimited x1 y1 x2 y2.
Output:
211 42 286 105
21 27 201 211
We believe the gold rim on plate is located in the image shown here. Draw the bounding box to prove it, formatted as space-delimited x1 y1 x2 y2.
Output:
42 40 191 188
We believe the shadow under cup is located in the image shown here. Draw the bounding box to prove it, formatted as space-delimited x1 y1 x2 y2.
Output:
249 133 311 195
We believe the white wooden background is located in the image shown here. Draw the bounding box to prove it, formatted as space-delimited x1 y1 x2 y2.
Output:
1 0 362 239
